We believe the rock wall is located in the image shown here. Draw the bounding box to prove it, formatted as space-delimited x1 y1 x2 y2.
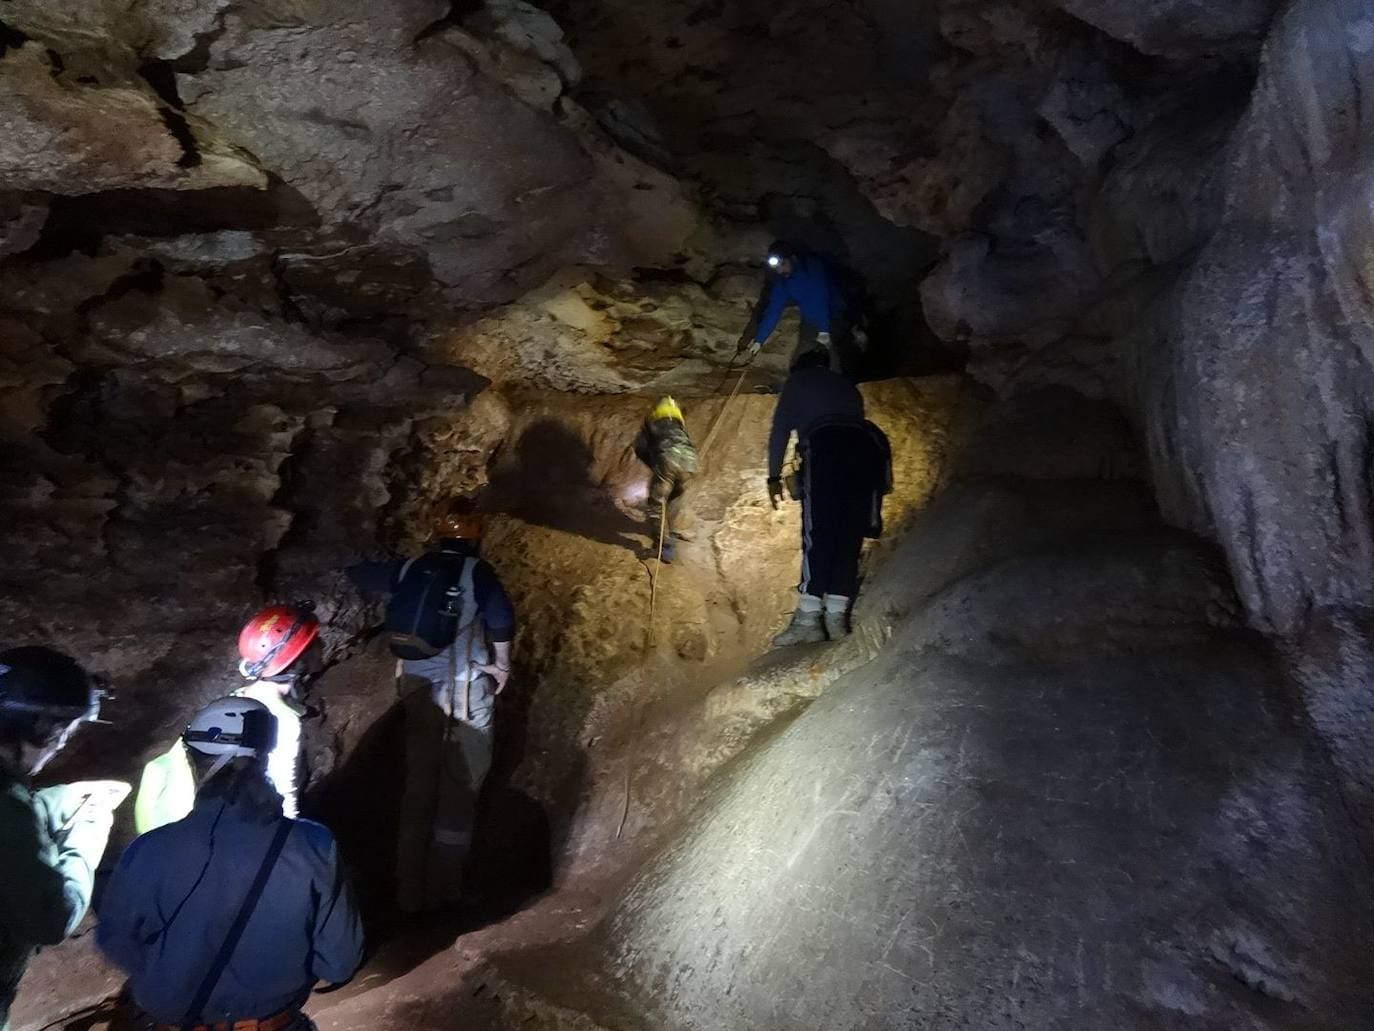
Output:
832 0 1374 830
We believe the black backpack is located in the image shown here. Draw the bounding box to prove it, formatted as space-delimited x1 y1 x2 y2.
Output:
385 552 473 660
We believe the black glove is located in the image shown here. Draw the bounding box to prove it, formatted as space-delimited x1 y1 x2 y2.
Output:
767 477 784 510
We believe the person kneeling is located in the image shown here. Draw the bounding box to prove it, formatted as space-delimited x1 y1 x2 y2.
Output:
98 697 363 1031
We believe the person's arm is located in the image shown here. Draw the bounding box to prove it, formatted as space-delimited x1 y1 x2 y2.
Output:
631 422 653 467
0 791 96 947
473 562 516 692
95 836 156 977
306 830 364 987
345 559 402 594
767 378 798 481
752 279 790 345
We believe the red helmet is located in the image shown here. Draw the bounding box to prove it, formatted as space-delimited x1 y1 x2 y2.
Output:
237 605 320 680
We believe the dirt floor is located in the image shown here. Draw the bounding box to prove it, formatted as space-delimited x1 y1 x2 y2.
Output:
11 376 969 1031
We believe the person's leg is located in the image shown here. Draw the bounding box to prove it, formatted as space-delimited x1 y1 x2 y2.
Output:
396 658 447 913
663 473 691 558
794 320 820 366
773 455 827 646
426 674 497 907
647 469 675 560
822 430 871 637
829 310 855 378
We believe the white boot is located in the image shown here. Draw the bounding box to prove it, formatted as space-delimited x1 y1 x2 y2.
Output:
823 595 850 639
771 595 826 647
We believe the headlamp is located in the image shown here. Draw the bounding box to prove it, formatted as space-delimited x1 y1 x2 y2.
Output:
767 254 782 268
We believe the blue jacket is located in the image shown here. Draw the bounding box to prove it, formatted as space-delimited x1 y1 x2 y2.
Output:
767 366 865 479
348 540 516 643
96 778 363 1024
753 253 849 343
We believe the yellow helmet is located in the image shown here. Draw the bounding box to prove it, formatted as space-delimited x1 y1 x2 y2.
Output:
650 396 684 423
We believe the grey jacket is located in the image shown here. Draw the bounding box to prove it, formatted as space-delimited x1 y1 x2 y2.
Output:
0 774 97 1031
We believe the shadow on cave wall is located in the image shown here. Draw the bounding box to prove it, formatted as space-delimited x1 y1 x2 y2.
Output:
486 418 644 553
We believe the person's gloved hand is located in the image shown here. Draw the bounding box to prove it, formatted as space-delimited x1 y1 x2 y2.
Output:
816 331 832 346
736 334 761 359
767 477 784 510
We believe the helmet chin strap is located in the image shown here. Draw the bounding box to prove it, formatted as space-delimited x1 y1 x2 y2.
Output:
205 752 237 781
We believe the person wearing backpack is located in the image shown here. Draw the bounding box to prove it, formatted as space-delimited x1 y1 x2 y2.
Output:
766 348 892 647
98 697 363 1031
346 499 515 914
631 396 699 563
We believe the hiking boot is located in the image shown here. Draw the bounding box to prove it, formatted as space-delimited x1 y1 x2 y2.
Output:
660 539 676 564
771 607 825 648
823 595 851 640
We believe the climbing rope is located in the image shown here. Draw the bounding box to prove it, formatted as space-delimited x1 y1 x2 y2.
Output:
619 500 668 840
647 498 668 640
696 359 752 463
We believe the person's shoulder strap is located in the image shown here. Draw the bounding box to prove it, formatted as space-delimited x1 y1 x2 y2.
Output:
180 817 293 1028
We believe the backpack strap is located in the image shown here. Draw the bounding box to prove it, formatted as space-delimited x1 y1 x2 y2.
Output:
179 818 293 1028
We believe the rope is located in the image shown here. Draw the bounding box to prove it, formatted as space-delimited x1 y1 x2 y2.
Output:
648 499 668 639
696 365 750 463
619 501 668 840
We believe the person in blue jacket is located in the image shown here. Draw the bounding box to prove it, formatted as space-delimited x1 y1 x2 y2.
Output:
737 241 862 371
98 696 363 1031
347 499 516 914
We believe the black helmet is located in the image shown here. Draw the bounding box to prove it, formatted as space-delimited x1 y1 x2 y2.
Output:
0 647 103 727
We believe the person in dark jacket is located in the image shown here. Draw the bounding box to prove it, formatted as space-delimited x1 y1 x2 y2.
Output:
631 396 699 563
766 349 890 646
738 241 862 372
98 696 363 1031
347 500 516 914
0 648 118 1031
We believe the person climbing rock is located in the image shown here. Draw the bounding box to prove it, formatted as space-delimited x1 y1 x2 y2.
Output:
737 241 865 375
134 605 322 833
766 349 892 647
632 396 699 563
0 646 120 1031
98 697 363 1031
347 498 516 914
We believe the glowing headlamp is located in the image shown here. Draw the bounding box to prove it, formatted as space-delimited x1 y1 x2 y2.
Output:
766 254 782 268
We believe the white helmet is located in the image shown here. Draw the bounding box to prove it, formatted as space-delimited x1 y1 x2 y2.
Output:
183 696 277 759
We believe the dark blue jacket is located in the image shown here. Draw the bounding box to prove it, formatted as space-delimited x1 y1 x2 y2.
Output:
767 366 865 479
753 253 849 343
97 779 363 1024
347 540 516 643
